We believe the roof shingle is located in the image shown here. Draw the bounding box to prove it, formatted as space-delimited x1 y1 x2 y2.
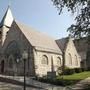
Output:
15 21 62 54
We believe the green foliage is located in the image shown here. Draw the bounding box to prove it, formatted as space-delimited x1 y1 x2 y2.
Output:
63 67 75 75
60 71 90 80
57 66 63 75
36 71 90 86
57 71 90 85
74 68 82 73
63 67 85 75
51 0 90 38
36 77 64 85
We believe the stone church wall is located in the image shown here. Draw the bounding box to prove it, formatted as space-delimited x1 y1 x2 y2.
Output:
1 22 35 76
65 39 81 68
33 50 62 77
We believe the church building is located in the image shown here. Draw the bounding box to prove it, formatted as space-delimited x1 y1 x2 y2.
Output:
56 37 81 69
0 7 81 77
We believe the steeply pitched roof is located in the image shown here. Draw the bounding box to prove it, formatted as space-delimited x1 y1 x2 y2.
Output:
0 6 14 28
56 37 69 52
15 21 62 54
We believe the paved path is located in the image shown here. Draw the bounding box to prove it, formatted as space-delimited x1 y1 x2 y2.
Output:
0 74 90 90
0 75 65 90
0 82 22 90
0 82 45 90
67 77 90 90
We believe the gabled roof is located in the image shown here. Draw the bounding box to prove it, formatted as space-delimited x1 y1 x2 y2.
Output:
0 6 14 28
56 37 69 52
14 21 62 54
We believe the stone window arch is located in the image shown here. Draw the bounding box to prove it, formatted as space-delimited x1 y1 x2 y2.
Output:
1 60 4 73
41 55 48 65
0 31 2 39
68 53 72 65
57 57 61 66
8 55 14 68
75 55 78 66
8 58 13 68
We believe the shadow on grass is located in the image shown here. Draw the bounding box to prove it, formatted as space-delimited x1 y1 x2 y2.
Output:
37 77 81 86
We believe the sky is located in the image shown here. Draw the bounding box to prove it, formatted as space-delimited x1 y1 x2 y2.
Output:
0 0 75 39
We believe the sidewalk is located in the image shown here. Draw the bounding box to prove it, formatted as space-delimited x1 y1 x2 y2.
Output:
0 74 64 90
0 75 44 90
68 77 90 90
1 74 90 90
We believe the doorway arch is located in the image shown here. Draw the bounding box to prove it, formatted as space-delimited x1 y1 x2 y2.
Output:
1 60 4 73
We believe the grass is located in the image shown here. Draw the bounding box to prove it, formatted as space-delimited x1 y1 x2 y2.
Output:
56 71 90 85
57 71 90 80
37 71 90 86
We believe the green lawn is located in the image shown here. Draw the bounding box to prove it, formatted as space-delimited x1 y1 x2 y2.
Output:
38 71 90 86
56 71 90 85
60 71 90 80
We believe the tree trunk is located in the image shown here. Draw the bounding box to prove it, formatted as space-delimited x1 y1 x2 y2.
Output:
86 32 90 70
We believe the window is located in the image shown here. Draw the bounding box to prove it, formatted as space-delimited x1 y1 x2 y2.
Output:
41 55 48 65
0 31 2 34
8 58 13 68
68 53 72 65
0 31 2 39
75 55 78 66
57 57 61 66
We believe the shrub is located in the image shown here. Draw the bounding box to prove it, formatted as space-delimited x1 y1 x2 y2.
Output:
63 67 75 75
37 77 65 86
75 68 82 73
81 68 85 72
87 67 90 71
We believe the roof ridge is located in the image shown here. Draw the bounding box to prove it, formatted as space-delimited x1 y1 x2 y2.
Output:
14 20 62 54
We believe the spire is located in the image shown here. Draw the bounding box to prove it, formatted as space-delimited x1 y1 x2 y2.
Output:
0 6 14 28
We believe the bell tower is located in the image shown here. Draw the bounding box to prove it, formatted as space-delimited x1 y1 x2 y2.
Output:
0 6 14 46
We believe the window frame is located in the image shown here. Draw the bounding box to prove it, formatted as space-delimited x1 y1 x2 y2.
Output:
41 55 48 65
68 53 72 65
57 57 61 66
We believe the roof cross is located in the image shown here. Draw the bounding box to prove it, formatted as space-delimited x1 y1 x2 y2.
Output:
8 0 11 7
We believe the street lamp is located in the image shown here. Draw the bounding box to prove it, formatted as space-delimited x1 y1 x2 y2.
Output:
22 50 28 90
16 58 20 76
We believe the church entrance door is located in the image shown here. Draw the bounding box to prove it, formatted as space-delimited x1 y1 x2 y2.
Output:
1 60 4 73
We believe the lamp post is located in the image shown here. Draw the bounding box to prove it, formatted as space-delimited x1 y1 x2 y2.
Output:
16 58 19 75
22 50 28 90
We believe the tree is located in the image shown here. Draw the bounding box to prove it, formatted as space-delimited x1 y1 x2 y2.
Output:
51 0 90 38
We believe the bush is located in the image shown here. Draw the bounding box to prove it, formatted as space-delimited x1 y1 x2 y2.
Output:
37 77 65 86
63 67 75 75
75 68 82 73
81 68 85 72
86 67 90 71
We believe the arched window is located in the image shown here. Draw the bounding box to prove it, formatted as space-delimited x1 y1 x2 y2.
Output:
68 53 72 65
57 57 61 66
0 31 2 39
75 55 78 66
41 55 48 65
8 58 13 68
1 60 4 73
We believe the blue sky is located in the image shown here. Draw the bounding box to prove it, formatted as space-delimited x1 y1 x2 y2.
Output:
0 0 74 39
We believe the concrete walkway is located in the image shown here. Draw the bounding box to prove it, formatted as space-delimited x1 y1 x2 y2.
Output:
0 74 90 90
67 77 90 90
0 75 64 90
0 75 44 89
0 81 46 90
